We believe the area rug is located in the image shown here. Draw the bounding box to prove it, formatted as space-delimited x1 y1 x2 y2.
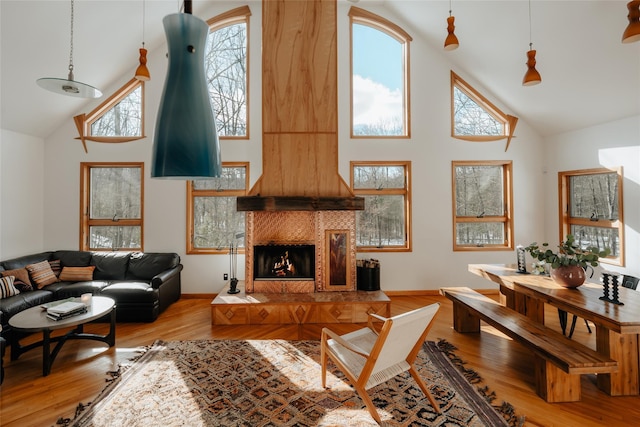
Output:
57 339 523 427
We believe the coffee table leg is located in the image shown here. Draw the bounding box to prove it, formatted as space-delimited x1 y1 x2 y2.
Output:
42 330 52 377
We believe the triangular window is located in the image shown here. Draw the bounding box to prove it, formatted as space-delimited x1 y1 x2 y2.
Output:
451 71 518 150
74 78 145 152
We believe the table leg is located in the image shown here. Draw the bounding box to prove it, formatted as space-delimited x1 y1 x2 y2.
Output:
42 329 52 377
596 325 639 396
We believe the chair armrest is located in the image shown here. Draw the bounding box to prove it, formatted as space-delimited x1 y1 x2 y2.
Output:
321 328 370 358
367 313 387 335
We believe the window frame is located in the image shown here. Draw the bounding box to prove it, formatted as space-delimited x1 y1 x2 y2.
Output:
79 162 144 252
451 71 518 149
350 161 412 252
451 160 514 251
74 78 145 152
348 6 412 139
186 162 250 254
558 167 624 266
206 5 251 140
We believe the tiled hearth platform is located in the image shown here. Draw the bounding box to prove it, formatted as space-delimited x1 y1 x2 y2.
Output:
211 282 390 325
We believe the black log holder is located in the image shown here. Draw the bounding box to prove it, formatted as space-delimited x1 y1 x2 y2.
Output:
228 243 240 294
600 272 623 305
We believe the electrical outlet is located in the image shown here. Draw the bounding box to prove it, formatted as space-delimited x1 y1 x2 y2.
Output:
223 273 228 280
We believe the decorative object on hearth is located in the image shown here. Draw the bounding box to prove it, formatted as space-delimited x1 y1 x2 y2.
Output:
56 339 522 426
443 0 459 51
525 234 610 288
600 272 624 305
622 1 640 43
134 0 150 81
36 0 102 98
522 0 541 86
152 0 221 179
228 242 239 294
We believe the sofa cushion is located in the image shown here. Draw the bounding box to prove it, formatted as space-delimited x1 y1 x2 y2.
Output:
127 252 180 280
0 290 53 321
51 281 111 299
1 252 53 270
59 266 95 282
49 259 62 277
53 250 93 267
25 261 59 288
0 276 20 298
102 282 157 303
1 268 33 292
91 252 130 280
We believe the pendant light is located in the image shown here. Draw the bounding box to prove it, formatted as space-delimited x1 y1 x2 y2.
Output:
522 0 541 86
622 1 640 43
444 0 459 51
151 0 221 179
134 0 151 81
36 0 102 98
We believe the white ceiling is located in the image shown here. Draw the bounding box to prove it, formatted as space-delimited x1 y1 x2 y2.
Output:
1 0 639 139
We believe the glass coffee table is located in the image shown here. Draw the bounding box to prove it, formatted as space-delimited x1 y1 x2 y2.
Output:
8 296 116 376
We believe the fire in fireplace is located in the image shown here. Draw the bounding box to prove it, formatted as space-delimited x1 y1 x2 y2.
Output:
253 244 315 281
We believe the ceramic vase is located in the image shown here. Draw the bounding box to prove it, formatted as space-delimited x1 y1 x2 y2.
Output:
550 265 586 288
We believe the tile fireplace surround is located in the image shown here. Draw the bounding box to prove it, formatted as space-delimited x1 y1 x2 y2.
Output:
244 210 357 293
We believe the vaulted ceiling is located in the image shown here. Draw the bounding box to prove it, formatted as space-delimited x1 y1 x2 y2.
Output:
1 0 638 139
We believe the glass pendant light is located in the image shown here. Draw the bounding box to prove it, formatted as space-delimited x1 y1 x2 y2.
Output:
37 0 102 98
622 1 640 43
134 0 150 81
444 0 459 51
522 0 541 86
152 0 221 179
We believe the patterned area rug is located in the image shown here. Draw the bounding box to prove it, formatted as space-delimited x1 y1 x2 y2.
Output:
58 339 522 427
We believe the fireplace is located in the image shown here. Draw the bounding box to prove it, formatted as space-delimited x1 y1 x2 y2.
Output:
243 210 357 293
254 244 315 281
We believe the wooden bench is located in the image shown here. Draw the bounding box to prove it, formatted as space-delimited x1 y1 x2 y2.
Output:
440 287 618 403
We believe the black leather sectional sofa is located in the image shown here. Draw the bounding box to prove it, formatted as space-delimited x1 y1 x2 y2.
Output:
0 250 183 340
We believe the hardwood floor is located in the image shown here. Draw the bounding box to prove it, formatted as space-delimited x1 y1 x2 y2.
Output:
1 294 637 426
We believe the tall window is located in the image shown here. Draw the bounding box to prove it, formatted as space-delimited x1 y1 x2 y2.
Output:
349 7 411 138
206 6 251 138
451 71 518 149
74 78 145 152
187 163 249 254
351 161 411 251
80 163 143 251
559 168 624 266
452 161 513 251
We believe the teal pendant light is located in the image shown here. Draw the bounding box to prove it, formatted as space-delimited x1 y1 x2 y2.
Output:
152 1 221 179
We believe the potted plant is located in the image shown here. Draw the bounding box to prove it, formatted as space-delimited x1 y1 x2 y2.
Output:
524 234 611 288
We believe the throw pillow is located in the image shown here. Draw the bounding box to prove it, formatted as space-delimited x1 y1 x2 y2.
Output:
1 268 33 291
0 276 20 298
59 266 96 282
25 260 59 288
49 259 62 277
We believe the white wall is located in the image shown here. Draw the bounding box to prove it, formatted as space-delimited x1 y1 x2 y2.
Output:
4 2 636 293
0 129 45 259
543 116 640 279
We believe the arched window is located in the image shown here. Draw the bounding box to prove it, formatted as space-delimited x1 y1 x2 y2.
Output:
451 71 518 150
206 6 251 138
349 7 411 138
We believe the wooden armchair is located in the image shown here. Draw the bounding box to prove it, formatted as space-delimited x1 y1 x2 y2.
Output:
320 303 441 424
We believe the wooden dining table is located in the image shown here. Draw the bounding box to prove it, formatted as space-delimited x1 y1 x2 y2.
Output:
469 263 640 397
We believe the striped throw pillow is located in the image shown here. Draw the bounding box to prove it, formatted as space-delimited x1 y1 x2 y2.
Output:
59 266 96 282
49 259 62 277
0 275 20 298
1 268 33 291
25 260 59 288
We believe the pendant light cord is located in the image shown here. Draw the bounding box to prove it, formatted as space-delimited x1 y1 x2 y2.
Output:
142 0 146 48
449 0 453 17
528 0 533 50
68 0 75 77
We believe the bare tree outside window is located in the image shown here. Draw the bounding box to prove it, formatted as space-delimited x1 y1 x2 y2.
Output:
453 86 502 136
90 86 142 137
352 163 410 250
188 164 248 254
205 22 247 137
561 170 623 263
452 161 513 250
81 164 143 251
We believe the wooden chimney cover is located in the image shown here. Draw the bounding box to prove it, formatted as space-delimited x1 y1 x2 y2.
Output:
243 0 355 204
